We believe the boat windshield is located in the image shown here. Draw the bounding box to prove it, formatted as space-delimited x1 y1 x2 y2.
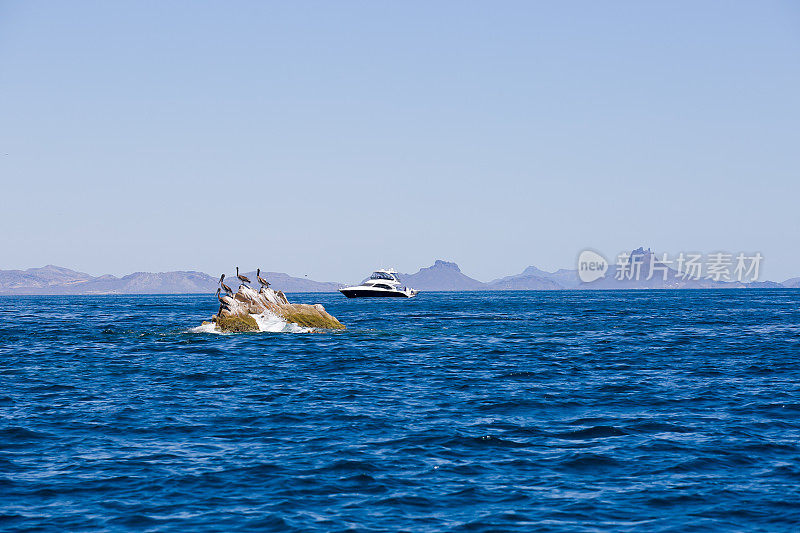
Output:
370 272 397 281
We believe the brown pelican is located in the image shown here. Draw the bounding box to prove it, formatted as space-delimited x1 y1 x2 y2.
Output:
236 266 251 287
219 274 233 296
256 268 270 292
215 288 227 306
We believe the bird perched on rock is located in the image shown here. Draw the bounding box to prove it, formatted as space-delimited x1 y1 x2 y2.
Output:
256 268 270 292
215 288 228 308
219 274 233 296
236 266 251 287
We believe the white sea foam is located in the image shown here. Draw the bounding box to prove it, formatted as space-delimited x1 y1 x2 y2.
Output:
189 311 311 334
188 322 226 334
252 312 312 333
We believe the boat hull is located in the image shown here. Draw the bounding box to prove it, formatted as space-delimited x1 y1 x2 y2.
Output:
339 288 414 298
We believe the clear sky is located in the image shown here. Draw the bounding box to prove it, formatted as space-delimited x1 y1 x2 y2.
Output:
2 1 799 283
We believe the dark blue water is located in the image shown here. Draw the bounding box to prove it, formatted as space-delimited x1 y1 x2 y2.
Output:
2 291 800 531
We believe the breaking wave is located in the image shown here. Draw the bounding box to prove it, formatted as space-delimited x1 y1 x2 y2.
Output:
188 322 225 334
188 311 311 334
252 312 311 333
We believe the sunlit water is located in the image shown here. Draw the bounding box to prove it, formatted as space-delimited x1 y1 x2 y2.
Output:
1 291 799 531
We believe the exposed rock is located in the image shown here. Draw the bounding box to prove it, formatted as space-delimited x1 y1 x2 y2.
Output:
211 285 345 332
215 314 260 333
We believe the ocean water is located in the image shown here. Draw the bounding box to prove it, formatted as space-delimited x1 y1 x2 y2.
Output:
1 290 800 531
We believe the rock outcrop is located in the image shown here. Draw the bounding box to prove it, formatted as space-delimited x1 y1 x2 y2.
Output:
208 285 345 333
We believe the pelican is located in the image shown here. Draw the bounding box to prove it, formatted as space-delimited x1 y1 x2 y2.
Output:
236 266 251 287
215 288 227 306
256 268 270 292
219 274 233 296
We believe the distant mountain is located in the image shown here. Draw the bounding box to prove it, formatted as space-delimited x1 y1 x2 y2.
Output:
783 277 800 288
486 274 562 290
488 265 580 290
1 256 795 294
0 265 94 291
398 260 485 291
747 281 786 289
0 266 341 294
82 271 217 294
234 271 341 293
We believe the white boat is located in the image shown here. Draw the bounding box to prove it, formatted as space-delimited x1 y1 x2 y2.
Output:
339 269 418 298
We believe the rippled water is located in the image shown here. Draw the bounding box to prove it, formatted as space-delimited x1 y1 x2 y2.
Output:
2 291 800 531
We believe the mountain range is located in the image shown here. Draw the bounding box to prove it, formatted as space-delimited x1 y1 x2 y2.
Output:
1 250 797 295
0 266 339 295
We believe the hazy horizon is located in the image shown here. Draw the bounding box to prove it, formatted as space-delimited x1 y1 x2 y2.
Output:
0 257 588 284
4 253 799 285
2 2 799 282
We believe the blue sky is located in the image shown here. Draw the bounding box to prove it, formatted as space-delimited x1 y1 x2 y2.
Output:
1 1 799 282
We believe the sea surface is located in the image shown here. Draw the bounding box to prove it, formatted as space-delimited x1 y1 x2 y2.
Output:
1 290 800 531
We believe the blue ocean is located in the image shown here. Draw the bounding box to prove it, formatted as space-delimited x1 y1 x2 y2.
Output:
1 290 799 531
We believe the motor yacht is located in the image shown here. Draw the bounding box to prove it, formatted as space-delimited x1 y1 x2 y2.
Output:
339 269 418 298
